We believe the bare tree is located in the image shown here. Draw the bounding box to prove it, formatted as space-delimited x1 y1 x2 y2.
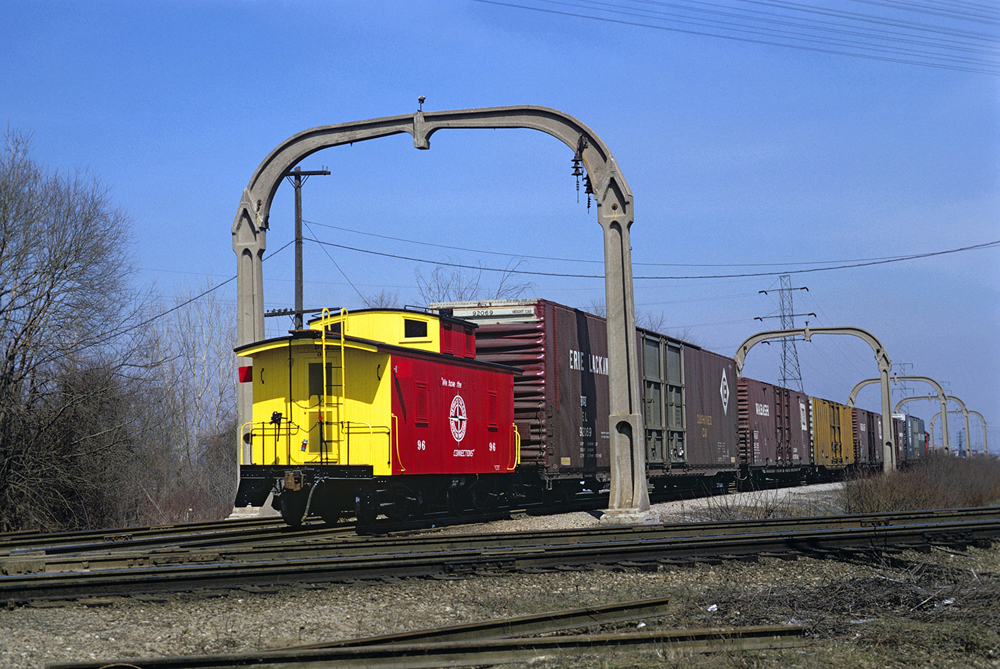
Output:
581 300 698 344
147 284 237 520
415 258 532 305
0 129 154 531
361 289 400 308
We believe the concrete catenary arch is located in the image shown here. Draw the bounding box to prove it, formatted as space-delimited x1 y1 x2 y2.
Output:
896 394 972 458
848 376 951 454
734 326 895 470
931 408 987 455
231 106 649 514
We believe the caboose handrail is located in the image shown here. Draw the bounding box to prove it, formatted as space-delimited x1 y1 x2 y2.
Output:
321 307 330 463
341 420 392 469
319 307 350 465
391 413 404 472
245 420 304 466
508 422 521 472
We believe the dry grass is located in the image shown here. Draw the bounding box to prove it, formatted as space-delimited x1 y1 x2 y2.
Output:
844 454 1000 514
684 485 845 523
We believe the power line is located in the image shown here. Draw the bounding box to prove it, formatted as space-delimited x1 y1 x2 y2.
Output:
475 0 1000 75
302 220 367 303
305 219 998 269
303 235 1000 280
94 240 296 341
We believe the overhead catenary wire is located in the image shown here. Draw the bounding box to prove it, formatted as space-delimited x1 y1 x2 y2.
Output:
305 219 983 269
303 235 1000 281
474 0 1000 75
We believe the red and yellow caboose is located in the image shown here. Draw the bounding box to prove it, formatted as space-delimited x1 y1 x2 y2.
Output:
233 308 519 525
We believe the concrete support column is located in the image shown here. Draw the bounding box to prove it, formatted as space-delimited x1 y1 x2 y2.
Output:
600 207 649 514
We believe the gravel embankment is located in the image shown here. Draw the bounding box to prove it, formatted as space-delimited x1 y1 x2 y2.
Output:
3 483 998 668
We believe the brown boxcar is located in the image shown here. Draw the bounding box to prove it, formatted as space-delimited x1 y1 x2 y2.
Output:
434 299 740 492
851 407 883 469
810 397 855 476
737 377 812 485
438 300 610 486
681 344 740 478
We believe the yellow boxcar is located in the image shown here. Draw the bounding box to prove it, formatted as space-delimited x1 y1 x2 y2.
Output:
810 397 855 475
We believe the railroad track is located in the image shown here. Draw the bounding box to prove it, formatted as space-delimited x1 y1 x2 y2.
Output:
2 506 997 604
47 596 809 669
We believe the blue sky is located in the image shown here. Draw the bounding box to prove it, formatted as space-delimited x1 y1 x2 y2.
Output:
4 1 998 452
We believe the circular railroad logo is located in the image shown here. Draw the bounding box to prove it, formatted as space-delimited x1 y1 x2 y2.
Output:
449 394 468 443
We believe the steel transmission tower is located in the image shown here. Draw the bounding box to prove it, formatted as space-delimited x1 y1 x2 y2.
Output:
757 276 813 393
777 276 806 392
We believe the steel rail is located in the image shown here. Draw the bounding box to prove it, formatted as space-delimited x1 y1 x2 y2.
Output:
49 620 807 669
0 517 291 555
5 507 998 577
8 496 992 560
46 597 678 668
3 513 998 603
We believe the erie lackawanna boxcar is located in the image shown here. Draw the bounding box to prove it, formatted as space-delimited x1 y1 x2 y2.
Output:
433 299 741 496
233 308 518 525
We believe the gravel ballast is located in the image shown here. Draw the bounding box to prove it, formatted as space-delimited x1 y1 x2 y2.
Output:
3 483 998 669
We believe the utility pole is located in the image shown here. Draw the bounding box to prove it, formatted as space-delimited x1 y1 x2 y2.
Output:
283 166 330 330
756 275 813 392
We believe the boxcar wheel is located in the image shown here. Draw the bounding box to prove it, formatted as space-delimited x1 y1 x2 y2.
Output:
279 490 308 527
316 502 341 525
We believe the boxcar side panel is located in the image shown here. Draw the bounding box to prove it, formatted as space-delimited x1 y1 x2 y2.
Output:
852 408 870 465
683 347 738 471
547 302 611 478
783 387 812 466
738 378 778 467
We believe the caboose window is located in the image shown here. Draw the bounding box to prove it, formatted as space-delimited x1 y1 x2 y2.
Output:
309 362 341 397
404 319 427 338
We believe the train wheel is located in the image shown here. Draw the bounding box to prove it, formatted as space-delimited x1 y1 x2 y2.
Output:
386 484 420 522
355 489 379 525
316 502 341 525
469 479 498 514
279 490 308 527
447 488 471 517
544 484 574 506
